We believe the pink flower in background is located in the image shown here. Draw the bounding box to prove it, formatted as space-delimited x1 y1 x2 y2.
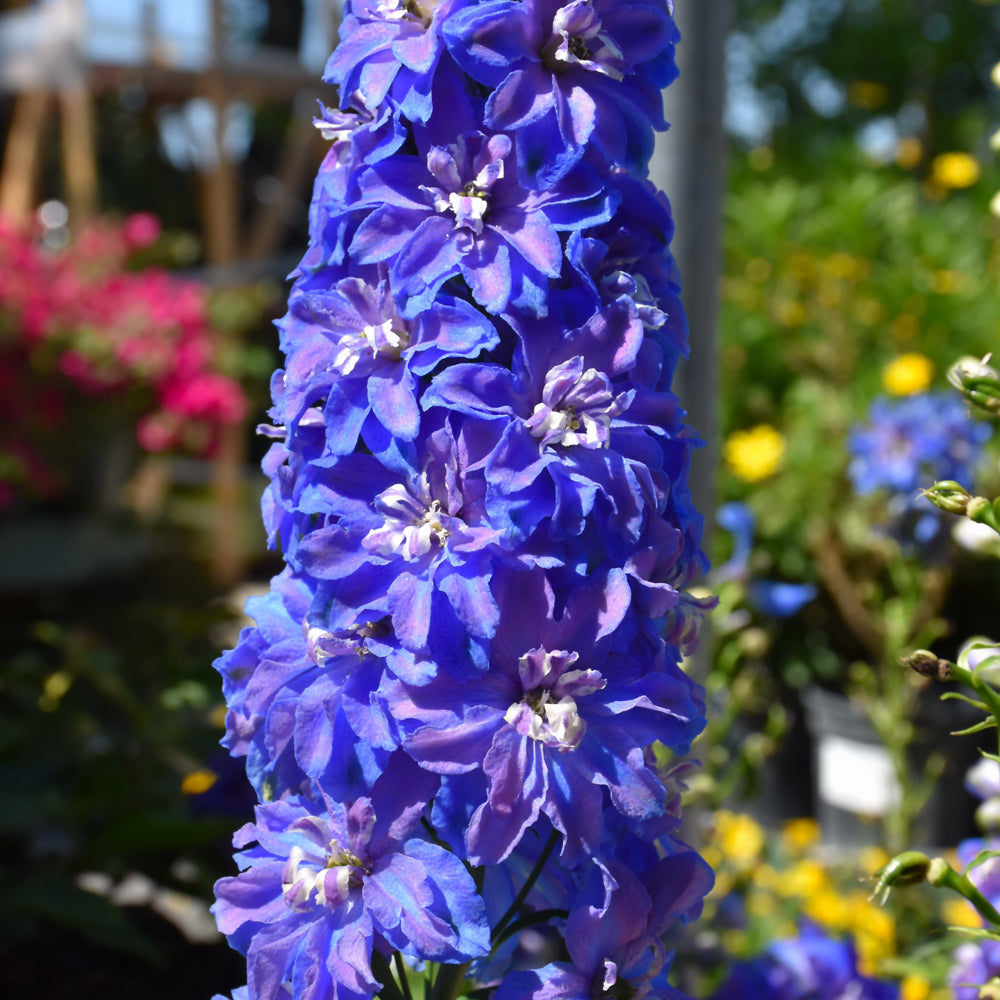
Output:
0 212 252 506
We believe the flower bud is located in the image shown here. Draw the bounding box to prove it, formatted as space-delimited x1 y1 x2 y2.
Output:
975 797 1000 834
948 355 1000 417
968 496 995 524
870 851 931 904
899 649 952 681
979 976 1000 1000
922 480 972 515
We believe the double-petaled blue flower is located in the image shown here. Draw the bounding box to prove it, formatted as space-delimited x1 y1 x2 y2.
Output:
212 2 713 998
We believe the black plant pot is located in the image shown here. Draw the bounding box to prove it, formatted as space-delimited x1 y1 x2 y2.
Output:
802 685 983 849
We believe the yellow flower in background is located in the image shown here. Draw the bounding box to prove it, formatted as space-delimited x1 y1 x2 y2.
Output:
858 844 892 876
782 859 831 899
181 768 218 795
941 897 981 928
714 810 766 869
847 80 888 110
850 894 896 973
746 889 779 919
900 973 932 1000
882 353 934 396
930 152 981 190
804 886 851 928
724 424 786 482
781 817 821 855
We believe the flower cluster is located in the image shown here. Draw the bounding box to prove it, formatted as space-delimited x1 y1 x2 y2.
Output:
211 2 713 998
0 213 247 506
848 393 991 499
847 392 992 545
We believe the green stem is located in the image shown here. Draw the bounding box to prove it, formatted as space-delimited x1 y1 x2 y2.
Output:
491 829 560 942
930 858 1000 927
372 952 406 1000
394 952 415 1000
953 663 1000 754
429 961 471 1000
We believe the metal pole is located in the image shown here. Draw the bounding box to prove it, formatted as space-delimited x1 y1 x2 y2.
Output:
652 0 730 543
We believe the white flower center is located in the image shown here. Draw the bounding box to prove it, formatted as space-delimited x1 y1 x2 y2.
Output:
331 318 409 375
281 841 363 912
365 480 457 562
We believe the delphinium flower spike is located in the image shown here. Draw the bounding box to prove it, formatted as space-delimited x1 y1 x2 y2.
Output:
211 2 714 998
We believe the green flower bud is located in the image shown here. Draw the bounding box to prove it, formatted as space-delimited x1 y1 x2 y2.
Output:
966 496 1000 537
922 480 972 515
949 355 1000 417
969 496 995 524
870 851 931 904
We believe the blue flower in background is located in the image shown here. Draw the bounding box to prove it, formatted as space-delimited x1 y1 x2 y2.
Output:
711 923 899 1000
848 392 991 498
847 392 992 547
716 502 816 618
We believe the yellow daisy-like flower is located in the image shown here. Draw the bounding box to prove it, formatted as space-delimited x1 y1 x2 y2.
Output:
723 424 786 482
181 768 218 796
882 353 935 396
780 817 821 855
930 152 981 190
714 810 766 869
785 860 834 901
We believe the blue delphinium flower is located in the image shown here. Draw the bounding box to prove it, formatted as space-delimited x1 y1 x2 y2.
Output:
494 853 712 1000
214 753 489 1000
212 1 713 997
349 129 618 316
443 0 679 188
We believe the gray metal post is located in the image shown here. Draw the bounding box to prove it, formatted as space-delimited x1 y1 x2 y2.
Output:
652 0 730 545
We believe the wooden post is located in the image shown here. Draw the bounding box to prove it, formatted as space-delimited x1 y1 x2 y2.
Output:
199 0 241 266
58 79 98 222
245 100 323 260
202 0 247 586
0 90 50 225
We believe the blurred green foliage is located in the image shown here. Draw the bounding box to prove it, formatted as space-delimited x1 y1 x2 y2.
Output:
702 2 1000 836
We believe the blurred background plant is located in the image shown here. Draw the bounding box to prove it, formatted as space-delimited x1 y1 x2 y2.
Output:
694 0 1000 856
0 2 323 996
0 210 268 511
672 809 963 1000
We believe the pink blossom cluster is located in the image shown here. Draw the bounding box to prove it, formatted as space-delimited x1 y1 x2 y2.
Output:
0 213 248 506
